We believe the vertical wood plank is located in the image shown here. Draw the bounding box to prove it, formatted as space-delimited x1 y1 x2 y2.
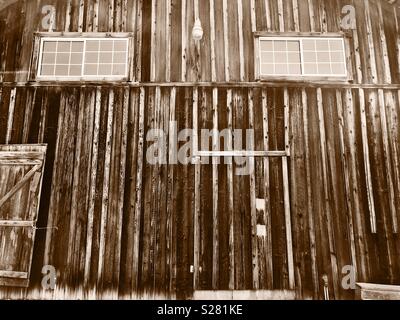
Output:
84 87 101 287
336 89 358 281
248 88 259 289
222 0 230 81
377 1 391 84
212 88 219 289
358 88 377 233
237 0 245 81
226 89 235 290
302 89 319 298
132 87 145 291
97 89 114 287
210 0 216 82
378 89 398 233
181 0 187 82
283 88 295 290
364 0 378 84
262 88 273 289
193 87 201 290
317 88 339 298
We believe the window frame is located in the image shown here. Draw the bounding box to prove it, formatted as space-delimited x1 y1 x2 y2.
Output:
254 32 351 82
32 32 134 82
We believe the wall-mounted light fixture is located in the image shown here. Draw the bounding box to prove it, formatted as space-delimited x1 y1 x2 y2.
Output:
192 18 204 41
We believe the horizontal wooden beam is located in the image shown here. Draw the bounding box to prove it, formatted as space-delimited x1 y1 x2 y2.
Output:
195 151 287 157
356 283 400 300
0 271 28 279
0 220 35 227
2 82 400 90
193 290 296 300
0 151 45 161
254 31 348 38
34 32 134 38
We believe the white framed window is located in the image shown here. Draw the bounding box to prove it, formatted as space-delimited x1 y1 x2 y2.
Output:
36 36 130 81
256 35 347 79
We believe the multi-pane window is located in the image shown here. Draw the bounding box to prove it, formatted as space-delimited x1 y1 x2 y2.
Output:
38 37 129 80
258 37 347 78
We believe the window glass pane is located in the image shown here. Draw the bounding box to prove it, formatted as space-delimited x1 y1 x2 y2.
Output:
84 64 98 75
288 52 300 64
39 38 129 79
304 63 318 74
302 38 346 76
98 64 112 75
261 52 273 62
41 64 54 76
112 64 126 76
260 41 273 51
261 64 274 75
40 40 84 77
86 40 99 51
57 41 71 52
42 52 56 64
85 52 98 63
100 40 113 51
99 52 113 63
113 52 127 64
69 65 82 76
56 52 70 64
114 40 127 51
288 64 301 75
318 63 331 74
55 65 69 76
43 41 57 52
70 52 83 64
71 42 84 52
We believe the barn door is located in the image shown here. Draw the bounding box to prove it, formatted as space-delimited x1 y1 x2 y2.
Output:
0 145 47 287
192 88 294 292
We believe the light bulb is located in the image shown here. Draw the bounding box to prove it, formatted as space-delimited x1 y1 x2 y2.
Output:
192 18 204 41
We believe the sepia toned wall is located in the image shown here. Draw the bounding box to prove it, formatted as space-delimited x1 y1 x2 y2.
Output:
0 0 399 300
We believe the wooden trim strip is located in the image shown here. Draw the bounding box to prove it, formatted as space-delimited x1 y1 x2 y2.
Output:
196 151 287 157
0 220 34 228
4 82 400 89
0 271 28 279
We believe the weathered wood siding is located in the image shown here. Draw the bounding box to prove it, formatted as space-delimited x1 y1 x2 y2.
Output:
0 0 399 83
0 0 399 300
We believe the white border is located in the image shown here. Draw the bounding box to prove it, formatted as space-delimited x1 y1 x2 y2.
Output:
258 36 348 78
37 37 130 81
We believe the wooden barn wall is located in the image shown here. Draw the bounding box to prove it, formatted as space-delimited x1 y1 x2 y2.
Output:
0 85 399 299
0 0 399 300
0 0 400 84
